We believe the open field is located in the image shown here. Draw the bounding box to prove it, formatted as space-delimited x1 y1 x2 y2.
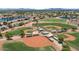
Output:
39 18 66 23
3 41 54 51
3 42 36 51
38 23 77 29
0 18 77 51
0 9 79 51
5 27 31 37
67 32 79 50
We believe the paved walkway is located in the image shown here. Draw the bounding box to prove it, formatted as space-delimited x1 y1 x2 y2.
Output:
0 40 5 50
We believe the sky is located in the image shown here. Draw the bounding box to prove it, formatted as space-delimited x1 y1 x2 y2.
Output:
0 0 79 9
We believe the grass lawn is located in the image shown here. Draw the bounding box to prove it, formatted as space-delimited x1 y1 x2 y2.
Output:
39 18 66 23
6 27 31 37
36 46 55 51
3 42 54 51
3 42 36 51
67 32 79 50
38 23 77 29
6 30 23 37
44 26 59 30
62 45 70 51
18 27 32 31
57 34 67 38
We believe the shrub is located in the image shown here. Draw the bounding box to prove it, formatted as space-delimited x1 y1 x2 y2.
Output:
58 34 65 44
5 32 12 40
62 45 70 51
19 22 24 26
0 32 3 38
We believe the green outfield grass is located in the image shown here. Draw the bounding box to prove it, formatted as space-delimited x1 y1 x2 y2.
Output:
3 42 36 51
36 46 55 51
39 18 66 23
57 34 67 38
67 32 79 50
3 42 54 51
38 23 77 29
5 27 31 37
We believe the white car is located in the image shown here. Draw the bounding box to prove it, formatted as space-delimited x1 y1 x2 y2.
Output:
53 36 59 40
51 30 57 33
42 31 49 34
38 28 44 31
46 33 53 38
48 37 54 42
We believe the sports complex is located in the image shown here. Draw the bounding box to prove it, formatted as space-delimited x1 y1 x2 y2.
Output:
0 9 79 51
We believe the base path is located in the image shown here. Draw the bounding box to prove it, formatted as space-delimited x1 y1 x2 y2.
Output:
44 26 62 29
0 40 5 50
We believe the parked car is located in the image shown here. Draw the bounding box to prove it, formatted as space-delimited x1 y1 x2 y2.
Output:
57 30 62 33
51 30 57 33
45 33 53 38
48 37 54 42
53 35 59 41
38 27 44 31
41 31 49 35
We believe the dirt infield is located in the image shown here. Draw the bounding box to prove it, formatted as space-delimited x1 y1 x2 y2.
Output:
54 26 62 29
23 36 53 48
0 40 4 50
64 34 76 41
23 36 62 50
44 26 62 29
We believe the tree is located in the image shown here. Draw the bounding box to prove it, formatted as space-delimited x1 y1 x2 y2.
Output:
19 22 24 26
61 27 67 32
0 32 3 38
58 35 64 44
3 22 8 25
72 27 77 31
1 27 6 31
7 23 13 28
5 32 12 40
20 30 25 38
62 45 70 51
